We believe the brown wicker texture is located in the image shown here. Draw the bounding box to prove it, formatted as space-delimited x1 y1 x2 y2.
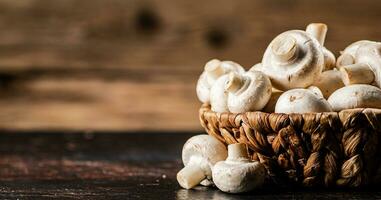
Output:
199 104 381 187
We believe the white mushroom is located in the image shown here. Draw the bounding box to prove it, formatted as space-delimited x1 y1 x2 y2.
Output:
336 40 377 67
262 88 283 113
196 72 212 104
177 134 228 189
313 69 345 98
335 41 381 86
349 42 381 87
261 28 324 90
210 74 230 113
212 143 266 193
328 84 381 111
275 87 332 114
196 59 245 104
205 60 246 86
306 23 336 71
226 71 272 113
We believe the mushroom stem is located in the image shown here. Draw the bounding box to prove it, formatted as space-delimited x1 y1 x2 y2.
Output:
227 143 249 161
339 63 374 85
306 23 327 46
225 72 244 93
205 59 223 80
177 163 205 189
322 48 336 71
271 36 298 63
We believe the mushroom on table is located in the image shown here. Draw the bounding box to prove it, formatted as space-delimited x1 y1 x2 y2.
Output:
177 134 227 189
212 143 266 193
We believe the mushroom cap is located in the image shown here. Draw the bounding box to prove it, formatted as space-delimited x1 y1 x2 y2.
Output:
328 84 381 111
182 135 228 178
227 71 272 113
205 59 245 86
313 69 344 98
337 40 379 67
355 43 381 88
212 160 266 193
196 72 211 103
210 74 230 113
221 61 246 73
341 40 377 56
275 88 332 114
262 30 324 90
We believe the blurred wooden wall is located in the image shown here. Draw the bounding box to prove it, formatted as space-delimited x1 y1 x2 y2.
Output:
0 0 381 131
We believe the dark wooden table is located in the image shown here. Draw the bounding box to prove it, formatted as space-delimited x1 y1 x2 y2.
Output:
1 132 381 199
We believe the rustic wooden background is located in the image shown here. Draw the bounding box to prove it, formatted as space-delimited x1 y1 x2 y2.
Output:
0 0 380 131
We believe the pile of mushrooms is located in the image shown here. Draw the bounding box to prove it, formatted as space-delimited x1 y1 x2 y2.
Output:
196 23 381 114
178 23 381 194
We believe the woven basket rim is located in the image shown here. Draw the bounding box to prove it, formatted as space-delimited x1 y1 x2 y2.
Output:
200 103 381 115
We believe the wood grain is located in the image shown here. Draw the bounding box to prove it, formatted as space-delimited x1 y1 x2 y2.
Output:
0 0 381 131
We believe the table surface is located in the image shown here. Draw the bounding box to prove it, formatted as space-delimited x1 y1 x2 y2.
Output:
1 132 381 199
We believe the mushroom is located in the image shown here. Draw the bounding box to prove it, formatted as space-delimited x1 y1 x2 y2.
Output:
335 40 381 86
336 40 377 67
262 88 283 113
306 23 336 71
177 134 228 189
261 27 324 90
205 60 246 86
196 59 245 104
275 87 332 114
212 143 266 193
327 84 381 111
313 69 345 98
196 72 212 104
210 74 230 113
226 71 272 113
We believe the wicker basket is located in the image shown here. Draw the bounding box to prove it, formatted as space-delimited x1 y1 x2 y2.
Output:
199 104 381 187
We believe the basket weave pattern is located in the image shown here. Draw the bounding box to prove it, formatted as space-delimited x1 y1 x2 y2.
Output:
199 104 381 187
